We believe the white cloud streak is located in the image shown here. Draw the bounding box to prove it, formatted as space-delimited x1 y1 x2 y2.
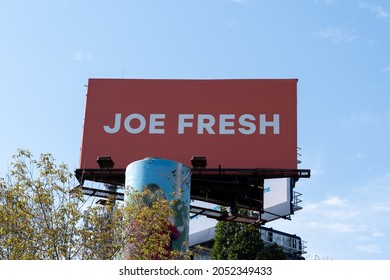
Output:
357 244 382 254
323 196 347 207
271 175 390 258
382 66 390 73
74 52 93 61
311 27 358 43
360 2 390 19
371 202 390 212
300 195 366 234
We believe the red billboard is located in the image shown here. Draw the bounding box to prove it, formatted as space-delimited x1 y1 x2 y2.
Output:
79 79 297 170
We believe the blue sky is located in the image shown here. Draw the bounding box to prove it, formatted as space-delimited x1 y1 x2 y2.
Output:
1 0 389 260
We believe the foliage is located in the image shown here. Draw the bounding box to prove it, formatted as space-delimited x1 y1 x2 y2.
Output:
0 149 190 260
122 188 190 260
257 242 287 260
78 199 124 260
0 149 86 259
211 209 287 260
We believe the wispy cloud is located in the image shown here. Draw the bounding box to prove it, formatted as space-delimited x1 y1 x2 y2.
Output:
371 202 390 212
360 2 390 19
325 210 360 220
357 244 382 254
323 196 347 207
302 196 362 233
307 221 360 233
285 171 390 258
372 232 385 238
382 65 390 73
311 27 358 43
74 52 93 61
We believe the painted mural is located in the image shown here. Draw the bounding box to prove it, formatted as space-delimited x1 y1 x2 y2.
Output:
125 157 191 255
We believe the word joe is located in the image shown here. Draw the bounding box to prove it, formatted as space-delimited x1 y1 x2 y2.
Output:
103 113 280 135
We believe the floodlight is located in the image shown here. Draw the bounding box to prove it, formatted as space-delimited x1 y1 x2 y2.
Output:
191 156 207 168
96 156 115 169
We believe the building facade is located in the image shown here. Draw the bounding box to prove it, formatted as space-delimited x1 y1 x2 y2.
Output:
189 225 306 260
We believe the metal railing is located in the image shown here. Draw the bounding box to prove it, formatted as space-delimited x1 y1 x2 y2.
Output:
293 191 303 211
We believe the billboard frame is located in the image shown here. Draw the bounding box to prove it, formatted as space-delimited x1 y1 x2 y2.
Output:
75 166 310 223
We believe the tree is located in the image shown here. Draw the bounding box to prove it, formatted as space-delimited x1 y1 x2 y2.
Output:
211 209 287 260
257 242 287 260
0 149 88 259
78 198 124 260
0 149 190 260
122 188 190 260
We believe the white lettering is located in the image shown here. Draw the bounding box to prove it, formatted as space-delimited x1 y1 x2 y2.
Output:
197 114 216 134
238 114 256 135
103 113 281 135
104 113 121 134
124 113 146 134
178 114 194 134
260 114 280 134
219 114 235 135
149 114 165 134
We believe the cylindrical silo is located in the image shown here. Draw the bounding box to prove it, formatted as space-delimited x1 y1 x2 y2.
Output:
124 157 191 257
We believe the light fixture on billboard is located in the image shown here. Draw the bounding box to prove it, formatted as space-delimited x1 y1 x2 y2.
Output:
96 156 115 169
191 156 207 168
